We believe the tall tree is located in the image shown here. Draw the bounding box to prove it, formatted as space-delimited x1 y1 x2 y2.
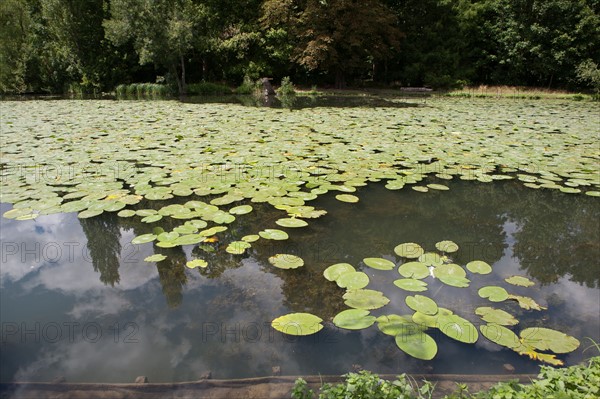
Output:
0 0 32 93
104 0 201 94
262 0 402 88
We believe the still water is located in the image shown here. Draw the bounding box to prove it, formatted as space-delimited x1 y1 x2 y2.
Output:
1 179 598 382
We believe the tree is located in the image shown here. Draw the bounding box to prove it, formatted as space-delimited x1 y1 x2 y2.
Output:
104 0 200 94
0 0 32 93
261 0 402 88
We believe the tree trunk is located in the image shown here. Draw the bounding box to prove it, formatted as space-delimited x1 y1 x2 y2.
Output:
335 67 346 89
180 55 187 95
171 64 183 95
202 58 207 81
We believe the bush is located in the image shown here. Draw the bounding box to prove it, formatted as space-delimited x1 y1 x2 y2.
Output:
114 83 172 99
235 76 260 95
187 82 232 95
577 60 600 99
278 76 296 96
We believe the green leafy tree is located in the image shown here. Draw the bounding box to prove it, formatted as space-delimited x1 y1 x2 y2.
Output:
261 0 402 88
0 0 32 93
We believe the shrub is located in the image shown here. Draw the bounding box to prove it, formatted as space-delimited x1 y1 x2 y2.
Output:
278 76 296 96
235 76 260 95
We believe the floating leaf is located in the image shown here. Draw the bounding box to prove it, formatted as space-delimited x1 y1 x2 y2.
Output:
437 313 478 344
174 234 205 246
394 243 424 259
186 259 208 269
427 184 449 191
323 263 356 281
507 295 546 311
393 278 428 292
398 261 430 279
519 327 580 353
336 271 370 290
435 264 470 287
333 309 376 330
376 314 426 336
475 307 518 326
226 241 251 254
480 323 520 349
435 240 459 253
466 260 492 274
363 257 395 270
343 289 390 310
478 286 509 302
418 252 443 267
335 194 359 203
412 308 453 328
275 218 308 228
268 254 304 269
395 331 438 360
241 234 260 243
505 275 535 287
78 209 103 219
405 295 438 315
117 209 136 218
259 229 289 240
144 254 166 262
131 234 157 245
229 205 253 215
271 313 323 336
157 232 179 242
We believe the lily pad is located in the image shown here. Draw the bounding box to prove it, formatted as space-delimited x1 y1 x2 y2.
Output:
335 194 359 203
241 234 260 243
174 234 205 246
324 263 356 281
405 295 438 315
418 252 443 267
398 261 430 279
271 313 323 336
505 275 535 287
427 184 449 191
117 209 136 218
507 295 546 311
475 307 518 326
435 240 459 253
395 330 438 360
78 209 103 219
336 271 370 290
259 229 289 240
437 313 478 344
394 243 424 259
333 309 376 330
363 257 395 270
131 234 157 245
480 323 521 349
226 241 251 254
275 218 309 228
478 286 509 302
229 205 253 215
268 254 304 269
144 254 167 262
466 260 492 275
343 289 390 310
519 327 580 354
393 278 428 292
186 259 208 268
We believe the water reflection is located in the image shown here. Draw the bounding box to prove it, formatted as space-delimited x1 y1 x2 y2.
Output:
0 180 598 383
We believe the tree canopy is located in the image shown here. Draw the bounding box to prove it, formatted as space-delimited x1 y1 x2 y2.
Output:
1 0 598 94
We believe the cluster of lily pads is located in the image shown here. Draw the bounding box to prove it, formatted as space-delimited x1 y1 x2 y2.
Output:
271 241 580 366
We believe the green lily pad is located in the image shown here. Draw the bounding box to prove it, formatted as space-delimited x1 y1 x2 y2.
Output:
394 243 425 259
418 252 443 267
144 254 167 262
363 257 395 270
336 271 370 290
519 327 580 354
395 331 438 360
141 214 162 223
507 295 546 311
475 307 518 326
275 218 309 228
427 184 449 191
343 289 390 310
174 234 205 246
229 205 253 215
480 323 521 349
241 234 260 243
226 241 251 254
117 209 136 218
186 259 208 269
78 209 103 219
271 313 323 336
268 254 304 269
435 240 459 253
377 314 425 336
333 309 376 330
478 286 509 302
259 229 289 240
323 263 356 281
173 224 198 235
405 295 438 315
435 264 470 287
412 308 453 328
505 275 535 287
131 234 157 245
466 260 492 274
398 261 430 279
412 186 429 193
157 232 179 242
335 194 359 203
393 278 428 292
437 313 478 344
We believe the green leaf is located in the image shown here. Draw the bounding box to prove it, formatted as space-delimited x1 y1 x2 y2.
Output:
335 194 359 203
480 323 520 349
343 289 390 310
394 243 424 259
275 217 309 228
259 229 289 240
505 275 535 287
393 278 428 292
131 234 157 245
475 307 518 326
395 331 438 360
271 313 323 336
478 286 509 302
363 257 395 270
186 259 208 268
405 295 438 315
323 263 355 281
336 271 369 289
466 260 492 275
435 240 459 253
333 309 376 330
519 327 580 354
398 261 430 279
268 254 304 269
144 254 167 262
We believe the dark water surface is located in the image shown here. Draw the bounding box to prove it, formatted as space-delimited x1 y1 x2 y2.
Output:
1 179 598 383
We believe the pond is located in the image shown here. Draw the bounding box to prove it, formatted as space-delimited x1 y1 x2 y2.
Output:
0 97 598 383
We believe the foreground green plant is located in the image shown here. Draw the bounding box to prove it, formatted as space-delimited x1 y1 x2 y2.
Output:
291 371 434 399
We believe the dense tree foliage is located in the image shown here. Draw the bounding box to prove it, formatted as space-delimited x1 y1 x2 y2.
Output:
0 0 598 94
